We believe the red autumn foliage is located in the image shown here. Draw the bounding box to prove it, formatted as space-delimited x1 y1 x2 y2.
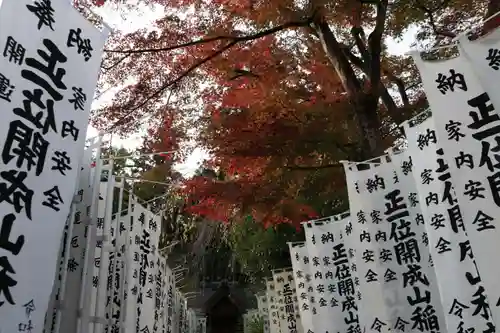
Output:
90 0 496 225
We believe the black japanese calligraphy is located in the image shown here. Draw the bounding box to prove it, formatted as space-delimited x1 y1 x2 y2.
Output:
3 120 49 176
370 210 382 224
467 93 500 141
357 210 366 224
384 190 409 222
371 318 387 332
365 269 378 282
455 151 474 169
366 175 385 193
430 214 445 230
436 69 467 94
61 120 79 141
401 157 413 175
42 185 64 211
421 169 434 184
0 256 16 307
69 86 87 110
410 305 440 332
394 238 420 264
384 268 397 282
449 299 469 319
362 250 375 263
446 120 465 142
0 73 15 102
26 0 55 31
14 89 57 135
0 170 34 219
417 129 437 150
0 214 25 255
3 36 25 65
435 237 452 254
22 39 67 101
67 28 93 61
487 48 500 70
471 210 495 232
51 150 72 175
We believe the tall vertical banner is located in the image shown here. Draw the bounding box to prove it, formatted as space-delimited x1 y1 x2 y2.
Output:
412 50 500 325
266 278 281 333
154 255 167 333
133 202 161 333
0 0 107 330
305 213 360 332
273 269 302 333
303 214 360 333
288 243 314 333
403 114 495 332
257 294 271 333
166 266 174 333
88 179 114 333
124 196 139 333
43 138 101 333
343 158 447 332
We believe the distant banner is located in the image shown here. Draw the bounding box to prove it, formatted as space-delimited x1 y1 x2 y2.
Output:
273 269 302 333
288 243 314 333
257 294 271 333
266 279 282 333
303 213 359 333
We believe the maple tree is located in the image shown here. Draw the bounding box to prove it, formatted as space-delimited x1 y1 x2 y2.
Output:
85 0 500 226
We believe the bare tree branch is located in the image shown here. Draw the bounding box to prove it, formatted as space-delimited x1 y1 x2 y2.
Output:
105 20 310 54
105 35 234 54
286 163 342 171
107 20 311 131
351 27 370 65
383 69 409 106
102 53 131 71
416 0 457 38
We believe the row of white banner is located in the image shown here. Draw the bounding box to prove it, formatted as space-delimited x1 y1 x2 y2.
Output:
39 134 207 333
0 1 208 332
250 23 500 333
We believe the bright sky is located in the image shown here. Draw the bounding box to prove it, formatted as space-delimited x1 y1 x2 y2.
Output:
87 3 418 177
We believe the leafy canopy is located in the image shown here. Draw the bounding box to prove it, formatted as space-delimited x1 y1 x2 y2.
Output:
84 0 498 227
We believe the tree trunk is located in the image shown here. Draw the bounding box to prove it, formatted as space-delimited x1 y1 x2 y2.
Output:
310 13 385 158
484 0 500 32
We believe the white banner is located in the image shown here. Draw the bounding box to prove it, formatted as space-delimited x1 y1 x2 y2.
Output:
303 214 360 333
154 255 166 333
412 51 500 325
273 269 302 333
404 114 495 332
266 279 282 333
343 157 447 332
0 0 107 330
458 26 500 116
288 243 314 333
44 138 101 333
166 266 174 333
257 294 271 333
133 202 161 333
